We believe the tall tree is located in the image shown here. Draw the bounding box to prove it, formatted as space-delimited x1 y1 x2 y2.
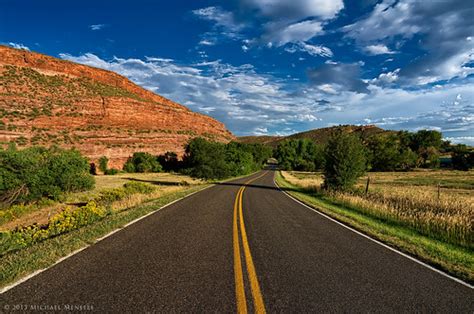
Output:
323 132 367 191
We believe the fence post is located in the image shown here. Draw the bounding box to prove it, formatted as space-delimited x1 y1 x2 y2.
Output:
437 182 440 200
365 176 370 195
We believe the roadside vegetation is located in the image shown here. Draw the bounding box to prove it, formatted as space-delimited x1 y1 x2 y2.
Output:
0 137 270 288
277 171 473 282
273 129 473 282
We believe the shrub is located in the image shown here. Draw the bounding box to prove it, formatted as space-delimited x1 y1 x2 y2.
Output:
0 201 107 254
123 152 162 173
98 156 109 173
104 168 120 175
96 182 154 205
97 188 128 205
0 146 94 205
123 181 154 194
323 132 367 191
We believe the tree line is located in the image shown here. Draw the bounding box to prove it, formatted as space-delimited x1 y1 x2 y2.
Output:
275 129 473 190
1 130 471 206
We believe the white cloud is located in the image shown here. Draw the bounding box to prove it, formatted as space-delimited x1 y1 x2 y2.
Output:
240 0 342 53
7 42 29 50
89 24 106 31
253 127 268 135
269 20 324 46
372 68 400 84
245 0 344 21
285 42 333 58
59 52 474 145
192 6 244 44
364 44 396 55
444 137 474 146
59 52 323 135
198 39 215 46
344 0 474 85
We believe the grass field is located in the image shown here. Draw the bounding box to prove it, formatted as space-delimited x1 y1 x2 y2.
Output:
277 170 474 283
0 172 204 231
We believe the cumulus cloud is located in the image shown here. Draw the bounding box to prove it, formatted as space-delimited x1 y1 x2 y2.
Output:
244 0 344 21
364 44 396 55
59 53 474 143
7 42 29 50
358 84 474 144
267 20 324 46
307 62 370 93
372 68 400 85
239 0 343 53
59 52 326 135
344 0 474 85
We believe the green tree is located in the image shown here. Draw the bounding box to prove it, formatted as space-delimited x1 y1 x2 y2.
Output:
410 130 443 152
182 138 230 179
98 156 108 173
367 134 417 171
123 152 162 173
451 144 474 170
181 138 266 180
0 146 94 205
274 139 324 171
157 151 180 172
323 132 367 191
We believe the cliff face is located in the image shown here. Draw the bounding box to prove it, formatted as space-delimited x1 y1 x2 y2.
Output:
0 46 234 168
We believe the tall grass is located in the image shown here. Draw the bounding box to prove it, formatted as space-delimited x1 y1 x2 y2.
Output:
282 171 474 248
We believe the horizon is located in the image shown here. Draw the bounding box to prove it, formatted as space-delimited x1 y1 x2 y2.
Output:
1 0 473 144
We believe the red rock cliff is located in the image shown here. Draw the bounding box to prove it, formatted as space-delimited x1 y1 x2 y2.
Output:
0 46 234 168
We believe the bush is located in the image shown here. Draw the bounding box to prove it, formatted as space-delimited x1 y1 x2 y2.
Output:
0 146 95 205
123 181 154 194
96 182 154 205
323 132 367 191
98 156 109 173
123 152 162 173
98 188 128 204
104 168 120 175
0 201 107 254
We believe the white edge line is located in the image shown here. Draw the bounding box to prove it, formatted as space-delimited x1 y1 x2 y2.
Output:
273 175 473 289
0 184 213 294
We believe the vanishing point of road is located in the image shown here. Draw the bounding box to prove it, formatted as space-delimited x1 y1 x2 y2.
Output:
1 171 473 312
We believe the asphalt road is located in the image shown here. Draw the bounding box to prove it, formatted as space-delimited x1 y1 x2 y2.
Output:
1 171 473 312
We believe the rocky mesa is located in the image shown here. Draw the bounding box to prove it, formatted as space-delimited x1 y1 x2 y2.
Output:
0 46 234 168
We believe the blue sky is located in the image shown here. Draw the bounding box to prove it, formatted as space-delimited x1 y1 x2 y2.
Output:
1 0 473 144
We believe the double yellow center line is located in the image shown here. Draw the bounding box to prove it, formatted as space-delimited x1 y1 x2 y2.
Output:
233 172 267 314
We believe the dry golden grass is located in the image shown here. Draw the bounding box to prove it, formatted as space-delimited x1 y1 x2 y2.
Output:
282 170 474 247
1 172 204 231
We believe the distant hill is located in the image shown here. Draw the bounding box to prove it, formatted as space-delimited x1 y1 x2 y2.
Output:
0 46 234 168
238 125 390 147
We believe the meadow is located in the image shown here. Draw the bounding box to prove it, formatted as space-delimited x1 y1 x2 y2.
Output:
0 172 204 231
282 170 473 248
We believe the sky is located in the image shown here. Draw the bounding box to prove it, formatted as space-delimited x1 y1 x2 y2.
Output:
1 0 473 144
